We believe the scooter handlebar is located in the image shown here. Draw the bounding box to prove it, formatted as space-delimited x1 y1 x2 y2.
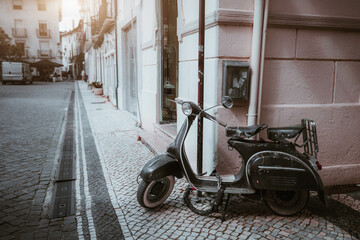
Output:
201 111 227 127
216 118 227 128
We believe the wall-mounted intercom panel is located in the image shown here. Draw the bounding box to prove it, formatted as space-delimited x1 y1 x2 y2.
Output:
222 61 250 100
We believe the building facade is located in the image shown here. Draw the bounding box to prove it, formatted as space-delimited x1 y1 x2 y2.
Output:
61 21 84 80
0 0 62 65
80 0 117 103
82 0 360 187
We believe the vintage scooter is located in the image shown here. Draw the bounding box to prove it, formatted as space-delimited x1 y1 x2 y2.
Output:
137 96 327 220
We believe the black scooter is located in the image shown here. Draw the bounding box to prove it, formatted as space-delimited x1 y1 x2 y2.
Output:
137 97 327 220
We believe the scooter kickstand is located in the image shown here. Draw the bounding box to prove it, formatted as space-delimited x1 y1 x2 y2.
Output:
221 193 231 222
213 187 225 213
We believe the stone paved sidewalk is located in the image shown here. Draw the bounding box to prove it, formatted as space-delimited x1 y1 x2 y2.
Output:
78 81 360 240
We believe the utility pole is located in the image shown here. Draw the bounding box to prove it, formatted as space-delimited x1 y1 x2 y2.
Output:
197 0 205 175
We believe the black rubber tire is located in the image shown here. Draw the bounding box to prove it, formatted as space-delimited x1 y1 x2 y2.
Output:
2 82 6 85
137 176 175 209
264 190 309 216
183 186 216 216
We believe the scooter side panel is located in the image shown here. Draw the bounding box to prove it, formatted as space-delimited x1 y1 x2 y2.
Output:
247 151 321 191
140 154 183 182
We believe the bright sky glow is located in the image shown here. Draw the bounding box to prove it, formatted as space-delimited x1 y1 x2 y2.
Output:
59 0 80 32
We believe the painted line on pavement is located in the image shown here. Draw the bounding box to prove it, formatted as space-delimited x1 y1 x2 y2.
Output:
75 87 85 240
75 83 97 239
77 82 133 239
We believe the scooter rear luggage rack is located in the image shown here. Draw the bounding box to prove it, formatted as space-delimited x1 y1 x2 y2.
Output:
301 119 319 159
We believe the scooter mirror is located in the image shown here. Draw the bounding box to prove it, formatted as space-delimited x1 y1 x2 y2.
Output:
221 96 233 109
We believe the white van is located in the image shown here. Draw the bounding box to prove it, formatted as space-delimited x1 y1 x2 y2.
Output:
1 62 33 84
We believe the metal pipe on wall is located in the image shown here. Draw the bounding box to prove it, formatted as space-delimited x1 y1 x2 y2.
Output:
248 0 268 126
257 0 269 125
114 0 119 109
197 0 205 175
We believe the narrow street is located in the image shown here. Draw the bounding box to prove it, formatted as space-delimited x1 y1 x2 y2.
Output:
1 81 360 239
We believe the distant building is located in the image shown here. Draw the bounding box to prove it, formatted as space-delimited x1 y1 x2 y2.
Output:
61 21 84 80
0 0 62 65
80 0 116 102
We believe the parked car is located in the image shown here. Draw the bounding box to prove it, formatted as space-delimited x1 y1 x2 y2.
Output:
1 62 33 85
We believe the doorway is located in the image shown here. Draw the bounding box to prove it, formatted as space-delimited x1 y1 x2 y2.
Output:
160 0 178 126
123 21 138 118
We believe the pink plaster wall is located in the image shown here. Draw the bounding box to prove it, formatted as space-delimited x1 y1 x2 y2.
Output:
258 1 360 186
219 0 253 11
269 0 360 19
297 30 360 60
214 0 360 186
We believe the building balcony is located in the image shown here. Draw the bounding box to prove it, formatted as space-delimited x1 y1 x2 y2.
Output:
98 1 114 32
12 28 27 38
91 15 99 36
91 2 114 38
37 29 51 38
38 49 52 58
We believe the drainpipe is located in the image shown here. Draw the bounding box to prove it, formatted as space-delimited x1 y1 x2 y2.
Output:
131 3 142 127
197 0 205 175
114 0 119 109
257 0 269 125
248 0 268 126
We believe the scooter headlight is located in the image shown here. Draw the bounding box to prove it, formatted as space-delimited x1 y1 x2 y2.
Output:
182 102 193 116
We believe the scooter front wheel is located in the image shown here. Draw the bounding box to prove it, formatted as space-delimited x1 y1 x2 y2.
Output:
137 176 175 208
264 190 309 216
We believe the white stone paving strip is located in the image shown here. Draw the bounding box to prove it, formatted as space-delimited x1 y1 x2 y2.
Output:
78 82 134 239
75 88 85 240
75 83 97 240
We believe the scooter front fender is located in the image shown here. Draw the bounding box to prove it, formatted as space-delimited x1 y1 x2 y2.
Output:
139 154 183 182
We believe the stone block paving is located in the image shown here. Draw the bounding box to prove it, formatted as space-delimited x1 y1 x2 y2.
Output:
0 82 78 239
78 81 360 240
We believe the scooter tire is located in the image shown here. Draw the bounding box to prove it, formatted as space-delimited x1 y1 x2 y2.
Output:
264 189 309 216
137 176 175 209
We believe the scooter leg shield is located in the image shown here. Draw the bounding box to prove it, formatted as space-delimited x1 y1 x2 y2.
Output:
140 154 183 182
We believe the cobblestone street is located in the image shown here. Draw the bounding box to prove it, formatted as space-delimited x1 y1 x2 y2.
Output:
0 81 77 239
0 80 360 239
77 81 360 240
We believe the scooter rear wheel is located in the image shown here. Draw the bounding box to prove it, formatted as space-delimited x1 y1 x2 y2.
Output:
264 190 309 216
137 176 175 208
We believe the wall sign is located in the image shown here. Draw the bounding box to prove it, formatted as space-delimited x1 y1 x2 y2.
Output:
222 61 250 100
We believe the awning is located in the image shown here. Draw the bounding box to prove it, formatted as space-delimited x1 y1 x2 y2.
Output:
30 60 63 68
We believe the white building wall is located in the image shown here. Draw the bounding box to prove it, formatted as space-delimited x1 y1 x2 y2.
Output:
177 1 220 174
0 0 61 63
140 0 159 131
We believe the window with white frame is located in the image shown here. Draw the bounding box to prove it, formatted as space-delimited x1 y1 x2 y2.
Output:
14 19 25 37
39 41 50 56
13 0 22 10
38 22 48 37
38 0 46 11
15 40 26 56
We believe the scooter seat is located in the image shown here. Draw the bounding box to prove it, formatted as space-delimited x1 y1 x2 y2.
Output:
267 124 304 141
226 124 267 138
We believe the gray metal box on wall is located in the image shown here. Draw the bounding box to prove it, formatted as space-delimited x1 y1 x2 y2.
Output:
222 61 250 100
